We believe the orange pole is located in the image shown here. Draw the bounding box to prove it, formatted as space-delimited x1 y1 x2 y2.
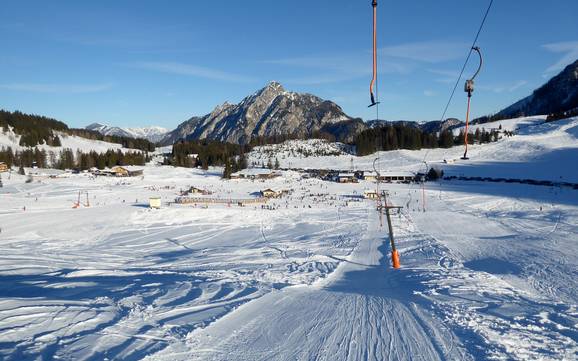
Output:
392 250 400 269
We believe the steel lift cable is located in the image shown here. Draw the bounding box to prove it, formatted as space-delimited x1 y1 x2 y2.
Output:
422 0 494 164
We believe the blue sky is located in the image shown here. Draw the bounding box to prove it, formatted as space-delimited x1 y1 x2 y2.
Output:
1 0 577 129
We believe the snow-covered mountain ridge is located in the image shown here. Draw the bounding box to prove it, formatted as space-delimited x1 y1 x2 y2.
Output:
86 123 168 143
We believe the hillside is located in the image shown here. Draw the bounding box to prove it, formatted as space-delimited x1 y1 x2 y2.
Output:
494 59 578 119
248 115 578 183
0 109 155 152
368 118 464 134
0 127 140 155
249 139 352 167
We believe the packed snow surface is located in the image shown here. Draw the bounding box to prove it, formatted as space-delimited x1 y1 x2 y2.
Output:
0 116 577 360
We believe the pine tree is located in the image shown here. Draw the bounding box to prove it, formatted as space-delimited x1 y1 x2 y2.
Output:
274 157 280 170
438 130 454 148
18 165 25 175
267 157 273 169
223 157 232 179
238 152 248 170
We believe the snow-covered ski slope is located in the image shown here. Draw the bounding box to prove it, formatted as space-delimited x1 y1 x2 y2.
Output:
0 115 577 360
149 183 578 361
0 129 142 154
250 115 578 183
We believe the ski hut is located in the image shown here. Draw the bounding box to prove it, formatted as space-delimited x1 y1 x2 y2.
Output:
363 171 378 181
0 162 8 173
261 188 280 198
111 166 130 177
379 172 415 183
149 197 162 209
189 186 211 195
232 168 280 180
337 173 357 183
110 166 143 177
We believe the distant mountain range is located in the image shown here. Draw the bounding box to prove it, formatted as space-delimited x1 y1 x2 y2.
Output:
157 82 465 145
85 123 168 143
494 59 578 119
84 59 578 146
366 118 463 134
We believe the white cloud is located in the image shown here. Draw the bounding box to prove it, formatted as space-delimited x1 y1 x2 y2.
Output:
264 53 412 85
380 41 468 63
131 62 255 82
0 82 113 94
478 80 528 94
427 69 461 84
264 40 468 86
423 90 437 97
542 41 578 76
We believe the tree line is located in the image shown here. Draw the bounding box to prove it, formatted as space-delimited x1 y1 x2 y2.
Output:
0 146 147 170
354 124 500 156
546 107 578 122
0 109 155 151
0 110 66 147
248 130 336 147
167 140 249 174
67 128 155 152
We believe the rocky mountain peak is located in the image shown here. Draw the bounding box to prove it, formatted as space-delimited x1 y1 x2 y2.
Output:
251 81 286 103
160 82 355 145
264 81 285 93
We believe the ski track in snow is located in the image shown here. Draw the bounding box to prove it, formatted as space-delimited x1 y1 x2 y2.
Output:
0 115 577 360
149 189 578 361
0 168 368 360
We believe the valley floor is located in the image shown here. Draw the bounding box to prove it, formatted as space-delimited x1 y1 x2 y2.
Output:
0 164 577 360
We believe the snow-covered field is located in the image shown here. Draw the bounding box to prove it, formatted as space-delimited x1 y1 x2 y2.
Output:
1 115 577 360
0 166 367 360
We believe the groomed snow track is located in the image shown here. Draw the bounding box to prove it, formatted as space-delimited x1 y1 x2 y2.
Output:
149 189 578 361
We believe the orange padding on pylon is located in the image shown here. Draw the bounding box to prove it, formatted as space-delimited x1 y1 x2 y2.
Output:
391 250 400 269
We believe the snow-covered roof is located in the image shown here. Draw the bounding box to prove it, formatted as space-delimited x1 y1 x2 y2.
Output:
379 172 415 177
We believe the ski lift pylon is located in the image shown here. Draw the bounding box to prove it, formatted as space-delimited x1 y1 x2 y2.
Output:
462 46 483 160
